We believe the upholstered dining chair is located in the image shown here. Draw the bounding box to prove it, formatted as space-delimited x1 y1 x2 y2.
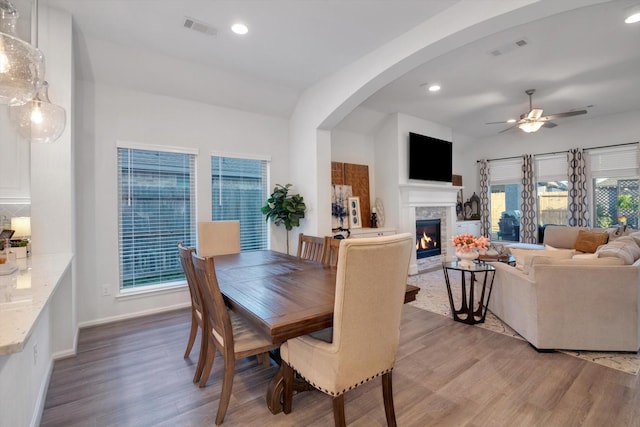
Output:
297 233 326 263
322 236 343 267
177 243 205 380
191 252 279 425
281 233 413 427
198 220 241 257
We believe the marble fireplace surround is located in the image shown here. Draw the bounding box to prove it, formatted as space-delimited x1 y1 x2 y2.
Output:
399 184 461 275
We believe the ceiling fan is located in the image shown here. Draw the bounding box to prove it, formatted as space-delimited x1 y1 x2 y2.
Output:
486 89 587 133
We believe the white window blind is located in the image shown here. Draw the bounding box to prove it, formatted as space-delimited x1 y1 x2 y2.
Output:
211 155 269 251
589 145 640 178
536 154 568 182
489 158 523 184
118 147 196 289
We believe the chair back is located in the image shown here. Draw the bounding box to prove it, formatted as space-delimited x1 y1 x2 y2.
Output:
331 234 413 384
191 253 235 357
178 243 203 315
297 233 326 263
322 236 342 267
198 220 240 257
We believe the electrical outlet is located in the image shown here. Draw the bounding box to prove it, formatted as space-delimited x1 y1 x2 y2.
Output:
33 343 38 365
102 284 111 296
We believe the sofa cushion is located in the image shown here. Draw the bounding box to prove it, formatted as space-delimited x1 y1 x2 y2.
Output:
596 237 640 265
509 247 575 274
543 225 586 249
573 229 609 253
533 256 625 266
628 231 640 246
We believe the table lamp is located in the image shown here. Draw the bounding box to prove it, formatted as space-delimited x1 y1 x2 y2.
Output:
11 216 31 239
10 216 30 259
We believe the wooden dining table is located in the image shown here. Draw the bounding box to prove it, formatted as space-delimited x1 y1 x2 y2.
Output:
212 249 419 413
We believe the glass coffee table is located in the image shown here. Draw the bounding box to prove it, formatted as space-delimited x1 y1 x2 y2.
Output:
442 261 496 325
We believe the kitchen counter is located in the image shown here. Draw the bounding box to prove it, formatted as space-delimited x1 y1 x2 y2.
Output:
0 253 73 355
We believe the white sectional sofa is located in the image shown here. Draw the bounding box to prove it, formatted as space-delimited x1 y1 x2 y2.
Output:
488 226 640 352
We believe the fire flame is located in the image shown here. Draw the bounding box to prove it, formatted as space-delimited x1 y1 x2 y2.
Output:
416 232 438 250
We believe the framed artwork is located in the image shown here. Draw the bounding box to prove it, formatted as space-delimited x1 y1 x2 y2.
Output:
331 185 352 229
348 196 362 229
456 189 464 221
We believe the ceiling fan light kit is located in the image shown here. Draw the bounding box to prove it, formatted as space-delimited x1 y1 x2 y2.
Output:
624 4 640 24
486 88 587 134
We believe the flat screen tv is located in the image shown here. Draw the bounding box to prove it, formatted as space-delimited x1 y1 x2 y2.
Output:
408 132 452 183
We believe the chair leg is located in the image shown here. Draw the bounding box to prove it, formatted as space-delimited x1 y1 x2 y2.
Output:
215 355 236 425
193 331 208 383
282 363 294 414
382 372 397 427
332 395 346 427
184 311 198 358
198 339 216 388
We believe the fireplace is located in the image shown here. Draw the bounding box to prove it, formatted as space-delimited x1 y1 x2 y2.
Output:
416 219 441 259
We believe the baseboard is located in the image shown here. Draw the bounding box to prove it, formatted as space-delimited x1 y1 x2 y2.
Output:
29 358 54 427
78 302 191 329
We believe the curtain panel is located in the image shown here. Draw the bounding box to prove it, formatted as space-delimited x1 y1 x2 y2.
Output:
520 155 538 243
567 148 590 227
478 159 491 237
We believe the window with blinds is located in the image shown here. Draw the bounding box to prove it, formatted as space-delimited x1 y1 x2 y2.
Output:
211 155 269 251
589 145 639 229
118 146 197 290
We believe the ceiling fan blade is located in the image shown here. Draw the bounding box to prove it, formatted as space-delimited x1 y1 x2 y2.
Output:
498 123 520 134
541 110 587 121
542 121 557 128
485 121 510 125
528 108 543 120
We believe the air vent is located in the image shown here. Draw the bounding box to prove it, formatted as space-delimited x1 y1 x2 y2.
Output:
184 16 217 36
487 37 530 57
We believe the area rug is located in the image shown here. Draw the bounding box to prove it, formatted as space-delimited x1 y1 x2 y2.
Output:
407 269 640 375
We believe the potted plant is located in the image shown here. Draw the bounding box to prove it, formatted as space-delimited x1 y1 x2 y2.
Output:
261 184 306 254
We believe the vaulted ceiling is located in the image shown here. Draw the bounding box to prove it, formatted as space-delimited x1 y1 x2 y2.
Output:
38 0 640 139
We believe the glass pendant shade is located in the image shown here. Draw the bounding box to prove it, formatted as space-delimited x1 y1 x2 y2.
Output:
9 81 66 143
518 121 544 133
0 0 44 105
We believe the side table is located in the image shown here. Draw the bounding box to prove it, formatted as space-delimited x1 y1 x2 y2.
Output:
442 261 496 325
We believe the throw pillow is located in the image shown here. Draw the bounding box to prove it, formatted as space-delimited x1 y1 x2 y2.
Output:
573 229 608 253
596 237 640 265
509 247 574 274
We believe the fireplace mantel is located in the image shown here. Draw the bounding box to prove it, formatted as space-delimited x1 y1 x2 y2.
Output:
399 183 461 207
399 183 461 274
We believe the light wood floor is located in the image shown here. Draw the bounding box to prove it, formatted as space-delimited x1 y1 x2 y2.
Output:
41 305 640 427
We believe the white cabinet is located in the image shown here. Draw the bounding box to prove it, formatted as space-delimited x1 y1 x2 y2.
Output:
455 220 480 236
0 107 30 202
349 227 396 238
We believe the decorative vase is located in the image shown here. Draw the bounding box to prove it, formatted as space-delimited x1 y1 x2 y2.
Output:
455 249 479 268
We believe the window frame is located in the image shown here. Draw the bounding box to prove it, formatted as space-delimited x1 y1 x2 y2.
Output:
116 141 198 294
210 151 271 252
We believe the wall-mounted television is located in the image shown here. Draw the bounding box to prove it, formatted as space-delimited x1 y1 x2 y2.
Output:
408 132 452 183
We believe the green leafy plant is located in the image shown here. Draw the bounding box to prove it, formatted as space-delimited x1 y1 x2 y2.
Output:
261 184 306 254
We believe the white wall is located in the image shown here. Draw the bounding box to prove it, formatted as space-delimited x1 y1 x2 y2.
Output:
331 128 376 207
74 81 289 325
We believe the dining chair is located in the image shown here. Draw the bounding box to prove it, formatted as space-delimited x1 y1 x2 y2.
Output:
191 252 279 425
297 233 326 263
198 220 241 257
177 243 205 381
281 233 413 427
322 236 343 267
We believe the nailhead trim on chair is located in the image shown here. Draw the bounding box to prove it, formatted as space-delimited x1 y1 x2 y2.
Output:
290 366 394 397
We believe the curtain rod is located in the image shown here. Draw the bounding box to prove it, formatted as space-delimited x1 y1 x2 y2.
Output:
476 141 639 163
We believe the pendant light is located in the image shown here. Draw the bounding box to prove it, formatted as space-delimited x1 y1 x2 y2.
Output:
8 0 66 143
0 0 44 105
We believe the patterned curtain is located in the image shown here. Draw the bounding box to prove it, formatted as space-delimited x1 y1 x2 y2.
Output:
567 148 589 227
478 159 491 237
520 155 538 243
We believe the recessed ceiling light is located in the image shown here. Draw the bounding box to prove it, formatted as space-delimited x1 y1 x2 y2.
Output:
625 12 640 24
428 85 441 92
231 23 248 35
507 119 517 123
